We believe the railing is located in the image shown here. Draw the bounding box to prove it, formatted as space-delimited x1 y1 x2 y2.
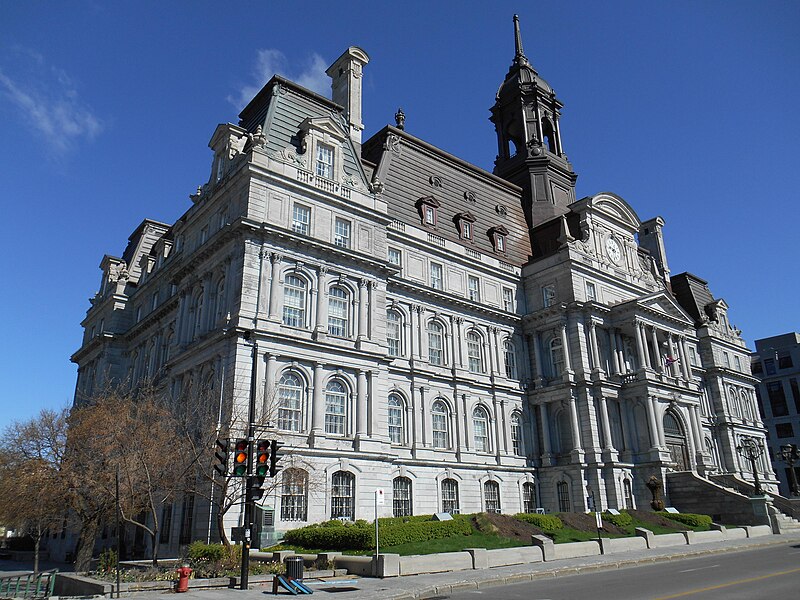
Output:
465 248 481 259
619 372 637 384
0 569 58 599
295 170 352 199
428 233 446 247
388 220 406 232
498 261 515 272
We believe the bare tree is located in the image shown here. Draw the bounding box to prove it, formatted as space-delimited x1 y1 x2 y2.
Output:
0 408 69 573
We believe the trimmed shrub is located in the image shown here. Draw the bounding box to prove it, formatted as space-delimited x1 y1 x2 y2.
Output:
187 541 226 563
656 512 712 528
513 513 564 532
602 510 633 528
284 521 373 550
379 517 472 547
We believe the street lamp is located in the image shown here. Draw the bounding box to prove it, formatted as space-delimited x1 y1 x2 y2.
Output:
779 443 800 497
736 436 765 496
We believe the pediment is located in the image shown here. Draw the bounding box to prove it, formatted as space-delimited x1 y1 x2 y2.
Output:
637 291 694 324
299 116 347 141
574 192 641 231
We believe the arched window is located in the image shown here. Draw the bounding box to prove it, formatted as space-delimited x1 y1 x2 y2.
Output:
510 412 523 456
557 481 571 512
473 406 490 452
327 286 349 337
283 274 307 328
504 341 517 379
281 468 308 521
467 331 483 373
387 310 402 357
388 394 405 445
277 373 303 432
428 321 444 366
542 118 557 154
522 482 535 513
623 479 633 509
441 478 459 514
393 476 412 517
325 380 347 435
331 471 355 520
549 336 564 378
212 276 226 326
728 387 740 417
431 400 450 449
484 481 501 513
190 289 204 340
663 412 683 436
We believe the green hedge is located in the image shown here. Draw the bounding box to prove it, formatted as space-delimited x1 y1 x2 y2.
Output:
284 516 472 550
656 512 713 528
187 541 226 562
513 513 564 532
602 511 633 528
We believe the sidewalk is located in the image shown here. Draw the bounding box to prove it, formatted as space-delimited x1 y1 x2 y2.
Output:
88 530 800 600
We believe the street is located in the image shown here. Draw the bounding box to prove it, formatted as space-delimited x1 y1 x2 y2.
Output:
443 542 800 599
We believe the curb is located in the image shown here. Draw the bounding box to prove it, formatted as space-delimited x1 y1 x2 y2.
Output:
388 535 798 600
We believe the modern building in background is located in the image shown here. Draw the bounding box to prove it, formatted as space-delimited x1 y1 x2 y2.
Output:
752 333 800 496
65 18 776 557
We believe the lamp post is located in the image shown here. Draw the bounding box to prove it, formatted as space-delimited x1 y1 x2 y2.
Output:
779 443 800 496
736 436 765 496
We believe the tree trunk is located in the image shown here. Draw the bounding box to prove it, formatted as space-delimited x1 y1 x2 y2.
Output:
216 511 230 547
33 531 40 574
73 516 101 572
150 530 159 567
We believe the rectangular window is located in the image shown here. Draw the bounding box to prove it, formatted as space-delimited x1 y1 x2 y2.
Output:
292 204 311 235
752 361 764 374
468 275 480 302
502 287 514 312
387 311 401 357
776 423 794 438
495 234 506 252
334 218 351 248
159 504 173 544
392 478 412 517
200 226 208 244
790 378 800 414
689 346 698 366
179 494 195 544
151 292 159 312
430 262 443 290
424 206 437 226
135 306 142 323
779 352 793 369
315 143 334 179
767 381 789 417
281 472 308 521
585 281 597 302
388 247 401 267
542 284 556 308
723 352 730 368
764 358 776 375
735 355 741 371
461 220 472 240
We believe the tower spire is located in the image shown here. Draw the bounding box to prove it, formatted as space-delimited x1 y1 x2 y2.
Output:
513 14 528 66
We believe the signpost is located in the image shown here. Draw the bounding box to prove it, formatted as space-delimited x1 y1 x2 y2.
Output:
374 488 384 565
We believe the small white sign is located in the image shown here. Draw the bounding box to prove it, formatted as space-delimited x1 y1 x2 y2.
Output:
375 488 385 505
595 510 603 529
607 508 621 516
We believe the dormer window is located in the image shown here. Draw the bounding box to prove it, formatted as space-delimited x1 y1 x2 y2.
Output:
416 196 440 228
455 212 476 241
488 225 509 253
315 143 334 179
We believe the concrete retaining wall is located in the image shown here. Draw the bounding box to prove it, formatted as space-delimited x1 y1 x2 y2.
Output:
334 555 374 576
486 546 543 567
399 551 473 576
553 540 601 559
599 536 648 553
650 533 687 548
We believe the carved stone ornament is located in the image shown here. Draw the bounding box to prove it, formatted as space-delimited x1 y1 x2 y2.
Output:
249 124 266 148
384 133 401 154
277 146 306 167
109 262 129 283
464 190 477 203
495 204 508 216
646 475 665 511
429 175 443 188
342 172 360 188
369 179 385 194
395 107 405 130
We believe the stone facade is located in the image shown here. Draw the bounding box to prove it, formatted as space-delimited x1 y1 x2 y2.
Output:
752 333 800 496
67 21 776 557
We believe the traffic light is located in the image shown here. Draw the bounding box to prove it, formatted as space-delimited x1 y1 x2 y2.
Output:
269 439 284 477
213 438 229 476
232 439 249 477
255 440 270 480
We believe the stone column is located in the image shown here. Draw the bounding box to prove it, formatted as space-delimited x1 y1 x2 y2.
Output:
416 306 425 362
493 396 503 459
598 395 614 450
650 327 662 372
357 278 368 341
667 335 678 377
418 387 427 447
589 322 602 373
644 396 659 449
499 399 509 454
531 332 544 385
560 321 573 374
452 317 464 368
568 394 582 452
540 402 552 457
369 370 378 437
314 266 329 335
619 400 633 451
262 353 278 419
311 362 325 435
490 326 501 377
680 336 692 380
654 399 666 447
609 328 621 375
634 322 649 369
267 253 283 321
368 281 377 340
356 370 368 437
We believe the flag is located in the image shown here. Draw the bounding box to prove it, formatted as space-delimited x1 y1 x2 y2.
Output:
664 355 679 368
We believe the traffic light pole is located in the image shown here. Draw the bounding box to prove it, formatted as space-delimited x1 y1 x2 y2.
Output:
239 333 258 590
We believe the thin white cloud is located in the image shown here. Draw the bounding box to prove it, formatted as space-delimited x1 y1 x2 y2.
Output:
0 51 103 156
228 49 329 110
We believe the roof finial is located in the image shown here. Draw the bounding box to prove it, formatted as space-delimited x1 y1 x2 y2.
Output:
513 14 528 64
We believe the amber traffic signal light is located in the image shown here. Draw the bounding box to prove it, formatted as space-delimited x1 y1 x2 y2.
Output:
232 439 248 477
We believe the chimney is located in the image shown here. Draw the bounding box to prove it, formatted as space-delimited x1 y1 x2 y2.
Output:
326 46 370 150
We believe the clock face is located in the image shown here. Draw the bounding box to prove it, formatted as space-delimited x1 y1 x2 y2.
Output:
605 237 622 264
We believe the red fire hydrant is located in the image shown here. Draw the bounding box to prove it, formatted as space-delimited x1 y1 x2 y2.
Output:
176 565 192 593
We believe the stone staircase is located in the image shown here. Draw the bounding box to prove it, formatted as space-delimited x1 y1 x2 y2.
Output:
666 471 800 531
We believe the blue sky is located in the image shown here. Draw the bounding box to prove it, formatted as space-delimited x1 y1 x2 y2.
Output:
1 1 798 426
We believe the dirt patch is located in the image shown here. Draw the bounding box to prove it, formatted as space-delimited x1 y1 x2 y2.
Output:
474 512 545 539
556 511 628 535
628 509 689 530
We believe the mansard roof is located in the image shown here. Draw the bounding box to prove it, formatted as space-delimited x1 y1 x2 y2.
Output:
671 272 718 326
362 125 531 265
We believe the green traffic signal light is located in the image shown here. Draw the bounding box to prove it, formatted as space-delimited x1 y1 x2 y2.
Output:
233 439 248 477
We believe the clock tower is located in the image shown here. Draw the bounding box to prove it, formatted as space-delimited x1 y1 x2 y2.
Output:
491 15 578 230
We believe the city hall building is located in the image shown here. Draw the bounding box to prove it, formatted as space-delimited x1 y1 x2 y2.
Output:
69 18 774 553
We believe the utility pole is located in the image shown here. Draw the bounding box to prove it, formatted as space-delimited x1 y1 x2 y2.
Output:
239 332 258 590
